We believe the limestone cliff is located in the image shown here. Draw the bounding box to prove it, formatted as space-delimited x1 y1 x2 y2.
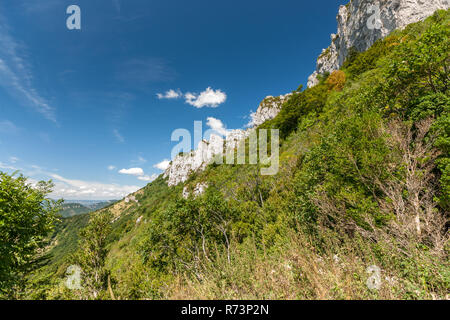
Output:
248 93 292 127
307 0 450 87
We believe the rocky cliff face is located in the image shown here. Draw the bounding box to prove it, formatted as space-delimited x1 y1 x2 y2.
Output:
163 136 224 186
248 93 292 127
163 94 290 187
307 0 450 87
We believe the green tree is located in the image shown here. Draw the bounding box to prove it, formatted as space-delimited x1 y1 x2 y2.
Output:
0 171 61 298
74 210 112 299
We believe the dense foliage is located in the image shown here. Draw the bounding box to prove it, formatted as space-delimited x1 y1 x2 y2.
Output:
0 172 61 298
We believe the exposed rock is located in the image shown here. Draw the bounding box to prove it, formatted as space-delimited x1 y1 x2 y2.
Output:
225 129 249 150
307 0 450 88
194 182 208 195
248 93 292 128
124 195 138 203
164 136 226 186
182 182 209 199
182 186 190 199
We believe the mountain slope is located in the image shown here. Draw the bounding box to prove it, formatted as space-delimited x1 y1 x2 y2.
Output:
39 8 449 300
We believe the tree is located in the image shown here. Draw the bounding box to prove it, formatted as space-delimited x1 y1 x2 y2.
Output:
326 70 347 92
74 210 112 299
0 171 61 298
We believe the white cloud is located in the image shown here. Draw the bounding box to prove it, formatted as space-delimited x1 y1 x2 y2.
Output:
0 15 57 122
157 89 182 99
156 87 227 108
184 87 227 108
118 166 159 182
108 165 116 171
119 167 144 176
137 174 158 182
48 173 140 200
153 159 170 171
184 92 196 101
0 161 142 200
206 117 228 136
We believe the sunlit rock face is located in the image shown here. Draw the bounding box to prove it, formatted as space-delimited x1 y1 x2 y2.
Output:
248 94 292 128
163 140 211 187
307 0 450 87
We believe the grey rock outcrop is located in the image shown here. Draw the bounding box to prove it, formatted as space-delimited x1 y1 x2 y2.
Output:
248 93 292 127
307 0 450 87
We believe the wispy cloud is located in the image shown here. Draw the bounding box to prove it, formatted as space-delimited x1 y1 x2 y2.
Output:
156 89 182 100
0 159 142 200
117 58 176 85
0 13 57 122
49 173 140 200
0 120 19 134
9 156 19 164
113 129 125 143
0 161 17 171
131 156 147 165
108 165 116 171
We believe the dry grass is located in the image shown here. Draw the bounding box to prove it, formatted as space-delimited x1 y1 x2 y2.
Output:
162 225 448 300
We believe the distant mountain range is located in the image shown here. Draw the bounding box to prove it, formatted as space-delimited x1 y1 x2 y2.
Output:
59 200 117 218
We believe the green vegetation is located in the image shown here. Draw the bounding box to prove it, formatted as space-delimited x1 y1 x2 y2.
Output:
1 10 449 300
0 172 61 298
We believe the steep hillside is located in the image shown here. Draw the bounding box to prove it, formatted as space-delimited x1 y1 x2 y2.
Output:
38 8 449 300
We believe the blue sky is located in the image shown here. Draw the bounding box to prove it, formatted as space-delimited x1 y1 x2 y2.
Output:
0 0 347 200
